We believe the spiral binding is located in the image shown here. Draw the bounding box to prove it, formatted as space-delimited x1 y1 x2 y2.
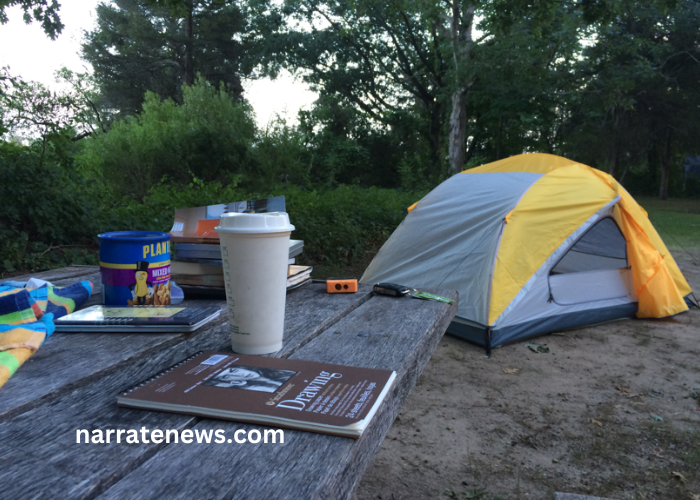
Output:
120 351 203 396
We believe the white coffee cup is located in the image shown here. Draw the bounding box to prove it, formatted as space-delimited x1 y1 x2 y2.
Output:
216 212 295 354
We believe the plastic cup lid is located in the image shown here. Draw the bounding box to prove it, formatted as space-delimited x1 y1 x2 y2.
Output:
215 212 295 234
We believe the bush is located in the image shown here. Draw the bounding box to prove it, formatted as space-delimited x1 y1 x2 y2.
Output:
252 118 312 189
0 142 101 273
97 176 245 233
99 179 424 268
80 78 257 200
283 185 422 265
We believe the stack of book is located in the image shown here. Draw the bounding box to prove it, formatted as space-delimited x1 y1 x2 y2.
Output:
169 197 311 292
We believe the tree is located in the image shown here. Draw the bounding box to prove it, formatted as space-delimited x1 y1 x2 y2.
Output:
463 4 584 163
247 0 453 174
81 77 257 200
0 0 63 39
82 0 247 118
445 1 475 174
1 67 104 162
248 0 585 176
560 0 700 198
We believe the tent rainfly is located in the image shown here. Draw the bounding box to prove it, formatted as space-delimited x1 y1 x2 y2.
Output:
361 153 696 354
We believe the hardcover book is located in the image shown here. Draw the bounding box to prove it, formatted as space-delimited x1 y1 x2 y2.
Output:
118 351 396 438
287 265 312 287
54 305 221 332
172 264 313 291
173 240 304 262
169 197 286 244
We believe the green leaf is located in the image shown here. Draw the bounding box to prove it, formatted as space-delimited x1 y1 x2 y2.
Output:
526 343 550 354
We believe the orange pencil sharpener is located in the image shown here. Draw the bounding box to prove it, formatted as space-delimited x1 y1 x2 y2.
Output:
326 278 358 294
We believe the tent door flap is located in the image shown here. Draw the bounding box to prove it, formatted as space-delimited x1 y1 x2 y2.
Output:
549 268 635 305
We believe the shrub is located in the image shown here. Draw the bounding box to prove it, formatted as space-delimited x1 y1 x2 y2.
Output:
282 185 422 265
0 143 101 273
80 77 256 200
99 179 424 268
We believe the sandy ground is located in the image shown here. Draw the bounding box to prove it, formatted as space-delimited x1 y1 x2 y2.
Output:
356 253 700 500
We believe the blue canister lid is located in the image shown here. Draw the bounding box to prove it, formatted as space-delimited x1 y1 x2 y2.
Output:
98 231 171 243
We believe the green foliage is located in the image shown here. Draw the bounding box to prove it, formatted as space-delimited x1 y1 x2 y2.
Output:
1 67 103 143
82 0 247 118
0 142 424 274
81 78 257 200
98 176 244 234
253 117 312 188
559 0 700 194
103 179 422 267
0 142 100 274
0 0 63 39
469 6 584 160
299 96 431 188
282 184 422 266
248 0 454 172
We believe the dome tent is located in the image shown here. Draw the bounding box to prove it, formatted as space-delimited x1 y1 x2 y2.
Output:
361 153 695 354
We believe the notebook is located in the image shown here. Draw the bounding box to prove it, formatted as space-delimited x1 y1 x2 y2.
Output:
54 305 221 333
118 351 396 438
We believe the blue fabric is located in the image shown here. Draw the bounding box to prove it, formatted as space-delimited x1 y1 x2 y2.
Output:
491 303 639 347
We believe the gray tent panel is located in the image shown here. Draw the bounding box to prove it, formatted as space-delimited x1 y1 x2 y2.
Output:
551 217 628 274
491 302 638 347
447 302 637 348
493 198 626 329
361 172 542 325
549 268 634 304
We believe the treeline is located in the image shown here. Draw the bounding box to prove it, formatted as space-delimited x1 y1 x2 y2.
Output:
0 0 699 273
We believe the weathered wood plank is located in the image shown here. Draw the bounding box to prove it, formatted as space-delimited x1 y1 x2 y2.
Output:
0 276 369 420
96 290 458 500
0 285 375 500
8 265 100 283
554 494 615 500
0 268 227 419
277 283 373 359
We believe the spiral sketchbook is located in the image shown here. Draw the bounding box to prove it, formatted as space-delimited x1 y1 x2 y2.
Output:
118 351 396 438
54 305 221 333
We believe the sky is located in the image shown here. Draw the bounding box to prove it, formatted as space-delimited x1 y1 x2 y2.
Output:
0 2 317 126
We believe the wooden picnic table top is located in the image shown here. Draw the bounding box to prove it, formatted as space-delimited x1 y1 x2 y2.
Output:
0 265 457 500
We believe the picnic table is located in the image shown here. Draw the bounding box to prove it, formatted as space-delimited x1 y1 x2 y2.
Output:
0 265 457 500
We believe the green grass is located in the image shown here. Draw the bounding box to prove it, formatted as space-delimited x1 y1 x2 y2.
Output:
637 197 700 251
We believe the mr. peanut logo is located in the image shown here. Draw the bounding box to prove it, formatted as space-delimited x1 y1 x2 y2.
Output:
130 261 152 305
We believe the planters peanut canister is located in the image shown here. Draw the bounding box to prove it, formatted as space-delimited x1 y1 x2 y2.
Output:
98 231 172 306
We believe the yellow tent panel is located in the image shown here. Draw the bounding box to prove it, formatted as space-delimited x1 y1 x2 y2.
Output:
464 153 691 322
364 152 694 352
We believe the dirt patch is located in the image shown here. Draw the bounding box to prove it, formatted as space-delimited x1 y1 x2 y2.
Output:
356 254 700 500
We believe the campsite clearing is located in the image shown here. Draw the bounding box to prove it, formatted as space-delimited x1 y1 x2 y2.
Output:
356 253 699 500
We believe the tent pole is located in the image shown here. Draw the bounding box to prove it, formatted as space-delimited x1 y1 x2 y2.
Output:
485 327 492 357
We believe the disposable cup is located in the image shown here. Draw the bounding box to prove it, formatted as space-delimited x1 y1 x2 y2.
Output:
216 212 295 354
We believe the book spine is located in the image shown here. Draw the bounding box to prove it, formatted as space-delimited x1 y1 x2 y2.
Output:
120 351 203 396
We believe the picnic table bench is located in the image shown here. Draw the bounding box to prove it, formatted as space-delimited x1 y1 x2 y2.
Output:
0 265 457 500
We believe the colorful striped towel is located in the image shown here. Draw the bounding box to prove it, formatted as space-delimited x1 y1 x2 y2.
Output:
0 280 92 389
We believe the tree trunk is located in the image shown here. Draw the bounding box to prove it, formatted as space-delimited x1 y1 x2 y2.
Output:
448 89 468 173
428 101 443 173
659 127 673 200
608 108 620 179
496 114 503 160
647 136 659 191
183 1 195 86
447 1 475 175
609 139 620 179
464 125 480 167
